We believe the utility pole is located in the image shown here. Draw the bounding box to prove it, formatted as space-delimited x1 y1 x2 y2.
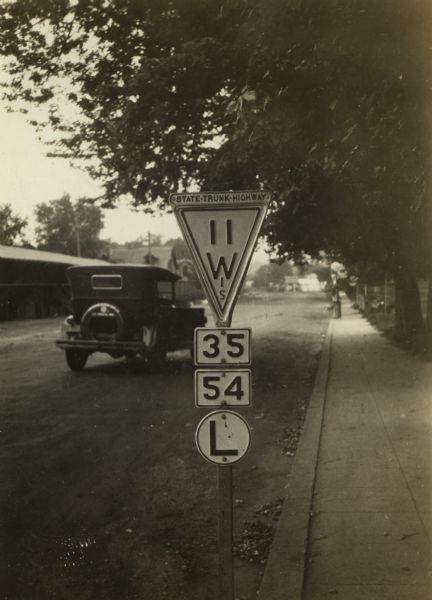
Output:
147 231 153 264
73 210 81 257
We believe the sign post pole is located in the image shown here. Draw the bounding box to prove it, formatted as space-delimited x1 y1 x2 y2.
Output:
218 464 234 599
171 191 270 600
216 317 234 600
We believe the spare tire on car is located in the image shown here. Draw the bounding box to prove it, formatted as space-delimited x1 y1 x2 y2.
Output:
80 302 124 341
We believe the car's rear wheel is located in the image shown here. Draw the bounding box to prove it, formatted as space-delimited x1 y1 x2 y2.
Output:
66 349 88 371
147 344 167 371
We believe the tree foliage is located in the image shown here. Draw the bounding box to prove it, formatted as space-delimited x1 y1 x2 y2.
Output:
35 194 105 257
0 203 28 246
252 261 293 289
0 0 430 280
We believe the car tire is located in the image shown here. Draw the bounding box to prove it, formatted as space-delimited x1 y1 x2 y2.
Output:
65 349 88 371
80 303 124 341
147 344 167 371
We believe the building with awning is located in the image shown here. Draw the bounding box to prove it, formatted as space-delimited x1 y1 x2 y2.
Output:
0 245 107 320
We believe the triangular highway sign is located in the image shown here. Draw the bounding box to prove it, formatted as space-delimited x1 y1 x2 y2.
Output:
171 191 270 326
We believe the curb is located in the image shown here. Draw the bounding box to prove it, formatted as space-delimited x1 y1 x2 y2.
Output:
258 319 333 600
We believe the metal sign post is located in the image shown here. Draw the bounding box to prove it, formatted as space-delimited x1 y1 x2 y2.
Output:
218 463 234 598
170 190 270 600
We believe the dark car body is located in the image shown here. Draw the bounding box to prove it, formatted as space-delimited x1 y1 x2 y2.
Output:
56 264 206 370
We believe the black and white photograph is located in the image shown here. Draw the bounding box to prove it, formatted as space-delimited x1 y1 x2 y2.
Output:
0 1 431 599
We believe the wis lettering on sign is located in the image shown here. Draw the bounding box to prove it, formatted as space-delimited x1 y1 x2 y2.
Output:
171 191 270 325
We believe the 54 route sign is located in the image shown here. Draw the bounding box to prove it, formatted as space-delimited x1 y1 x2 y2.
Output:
195 370 251 407
171 191 270 325
194 328 251 366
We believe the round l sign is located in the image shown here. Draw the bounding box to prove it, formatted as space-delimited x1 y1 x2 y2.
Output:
195 410 251 465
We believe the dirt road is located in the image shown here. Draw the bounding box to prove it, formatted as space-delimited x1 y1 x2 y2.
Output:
0 292 329 600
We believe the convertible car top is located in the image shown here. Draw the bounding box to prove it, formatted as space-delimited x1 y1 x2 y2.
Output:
56 264 206 370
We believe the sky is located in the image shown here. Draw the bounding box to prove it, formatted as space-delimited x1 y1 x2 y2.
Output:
0 109 182 244
0 109 269 264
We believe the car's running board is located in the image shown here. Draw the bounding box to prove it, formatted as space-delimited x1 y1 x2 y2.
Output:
56 339 148 352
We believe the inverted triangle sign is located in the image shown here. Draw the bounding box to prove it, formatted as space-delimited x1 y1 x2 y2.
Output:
171 191 270 325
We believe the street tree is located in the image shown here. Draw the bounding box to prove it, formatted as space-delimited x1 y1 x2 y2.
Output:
1 0 431 341
0 203 28 246
165 237 201 287
164 237 190 260
35 194 105 258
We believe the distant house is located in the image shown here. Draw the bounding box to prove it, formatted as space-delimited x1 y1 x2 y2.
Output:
298 273 321 292
109 245 179 274
284 275 301 291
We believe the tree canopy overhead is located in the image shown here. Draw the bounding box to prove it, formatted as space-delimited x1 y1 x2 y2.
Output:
1 0 251 206
1 0 431 275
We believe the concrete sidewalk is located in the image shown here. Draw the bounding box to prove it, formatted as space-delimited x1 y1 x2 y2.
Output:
260 302 432 600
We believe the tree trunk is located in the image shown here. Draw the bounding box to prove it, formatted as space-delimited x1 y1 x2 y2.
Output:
394 270 425 343
426 276 432 352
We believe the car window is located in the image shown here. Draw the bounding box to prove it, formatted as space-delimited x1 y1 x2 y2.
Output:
157 281 173 301
91 275 123 290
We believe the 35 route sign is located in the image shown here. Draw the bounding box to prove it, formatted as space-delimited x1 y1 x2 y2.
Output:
194 328 251 366
171 191 270 325
195 410 251 465
195 370 251 407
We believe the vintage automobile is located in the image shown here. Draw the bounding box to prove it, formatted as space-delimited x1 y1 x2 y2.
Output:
56 264 207 370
